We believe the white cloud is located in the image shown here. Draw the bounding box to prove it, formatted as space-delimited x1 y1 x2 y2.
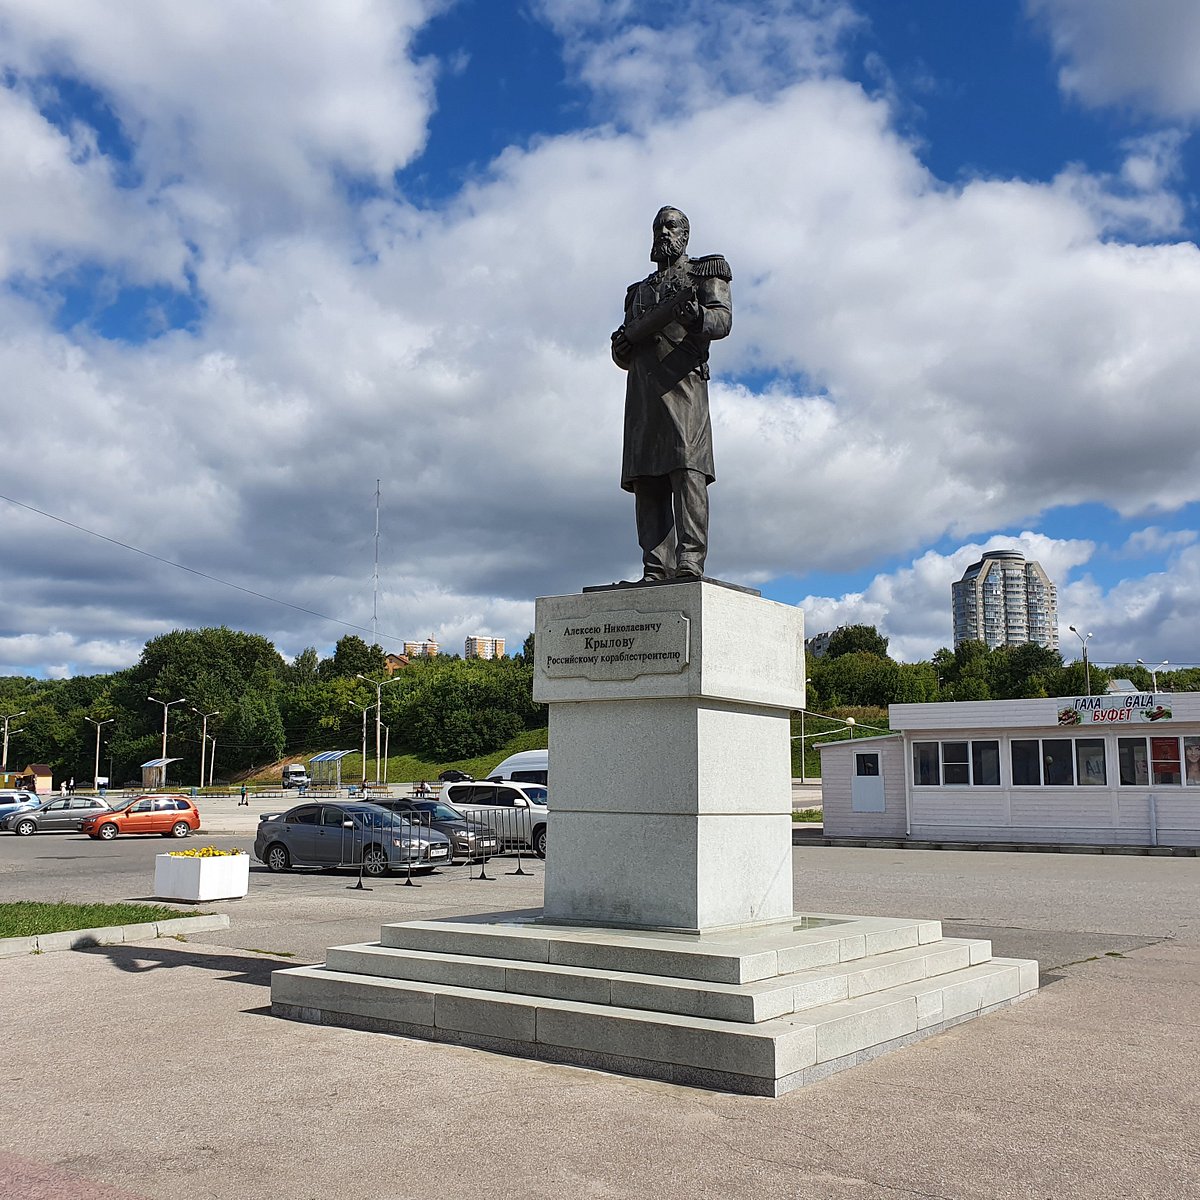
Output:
2 4 1200 677
799 533 1095 662
1119 527 1198 558
535 0 860 125
1029 0 1200 120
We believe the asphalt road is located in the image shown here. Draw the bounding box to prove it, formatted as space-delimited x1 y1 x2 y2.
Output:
1 834 1197 1199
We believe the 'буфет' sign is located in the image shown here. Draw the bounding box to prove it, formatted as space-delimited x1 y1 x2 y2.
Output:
1055 694 1173 726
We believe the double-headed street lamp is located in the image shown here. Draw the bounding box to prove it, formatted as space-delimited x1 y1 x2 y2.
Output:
2 710 26 773
84 717 114 790
1067 626 1093 697
349 699 374 788
192 709 221 788
1136 658 1169 692
147 696 187 786
357 674 402 785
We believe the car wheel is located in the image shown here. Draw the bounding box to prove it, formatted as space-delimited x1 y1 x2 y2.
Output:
97 822 119 841
361 845 390 877
264 843 291 872
170 821 191 838
14 818 36 837
532 826 547 859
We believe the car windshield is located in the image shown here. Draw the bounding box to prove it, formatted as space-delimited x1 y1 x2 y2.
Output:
345 806 409 828
523 787 548 806
416 802 462 822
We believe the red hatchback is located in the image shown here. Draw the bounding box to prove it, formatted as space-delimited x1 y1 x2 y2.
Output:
80 794 201 840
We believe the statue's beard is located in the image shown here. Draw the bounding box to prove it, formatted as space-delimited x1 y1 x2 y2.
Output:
652 234 686 266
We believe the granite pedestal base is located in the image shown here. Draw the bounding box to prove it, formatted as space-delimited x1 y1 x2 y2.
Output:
271 910 1039 1097
534 581 805 932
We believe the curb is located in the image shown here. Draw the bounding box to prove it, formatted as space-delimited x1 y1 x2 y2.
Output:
0 913 230 958
819 836 1199 857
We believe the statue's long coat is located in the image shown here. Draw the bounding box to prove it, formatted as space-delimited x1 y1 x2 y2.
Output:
613 254 732 490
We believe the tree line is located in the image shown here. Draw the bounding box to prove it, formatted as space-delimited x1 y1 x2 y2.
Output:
4 620 1191 786
808 624 1199 710
0 628 543 786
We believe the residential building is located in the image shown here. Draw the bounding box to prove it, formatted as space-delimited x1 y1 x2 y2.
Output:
465 635 505 659
383 653 410 676
804 629 838 660
951 549 1058 650
403 639 439 658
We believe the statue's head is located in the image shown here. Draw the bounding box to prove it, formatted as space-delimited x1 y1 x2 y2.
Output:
651 206 690 267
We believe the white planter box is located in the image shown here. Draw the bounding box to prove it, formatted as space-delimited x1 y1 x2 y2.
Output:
154 853 250 902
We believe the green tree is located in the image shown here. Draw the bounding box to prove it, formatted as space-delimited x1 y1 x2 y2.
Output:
317 635 387 680
825 625 890 659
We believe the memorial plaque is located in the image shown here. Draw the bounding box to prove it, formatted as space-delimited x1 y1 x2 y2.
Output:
541 609 690 680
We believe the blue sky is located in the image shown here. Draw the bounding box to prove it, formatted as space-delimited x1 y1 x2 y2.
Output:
3 0 1200 676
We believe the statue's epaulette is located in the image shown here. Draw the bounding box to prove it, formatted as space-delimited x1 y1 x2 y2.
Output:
689 254 732 281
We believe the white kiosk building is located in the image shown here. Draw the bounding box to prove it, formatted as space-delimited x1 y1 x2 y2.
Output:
820 693 1200 848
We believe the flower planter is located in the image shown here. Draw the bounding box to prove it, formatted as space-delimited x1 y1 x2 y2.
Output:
154 853 249 902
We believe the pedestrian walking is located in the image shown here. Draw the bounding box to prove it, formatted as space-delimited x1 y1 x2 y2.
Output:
239 783 248 806
68 777 75 795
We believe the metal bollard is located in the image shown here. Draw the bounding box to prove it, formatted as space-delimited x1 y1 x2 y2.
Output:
507 803 529 876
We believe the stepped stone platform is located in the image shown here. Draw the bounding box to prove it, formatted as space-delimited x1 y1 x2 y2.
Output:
271 909 1039 1096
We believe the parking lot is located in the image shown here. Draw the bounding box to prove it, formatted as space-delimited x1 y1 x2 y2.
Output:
0 825 1197 1199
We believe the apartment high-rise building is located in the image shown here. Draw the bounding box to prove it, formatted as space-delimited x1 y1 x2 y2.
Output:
952 550 1058 651
403 638 439 658
465 635 505 659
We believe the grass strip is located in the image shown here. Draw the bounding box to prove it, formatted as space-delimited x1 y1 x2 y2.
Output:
791 808 824 823
0 900 195 939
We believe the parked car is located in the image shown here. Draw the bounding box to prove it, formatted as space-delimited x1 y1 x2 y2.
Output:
2 795 112 836
437 769 473 783
253 801 452 876
80 794 200 840
0 790 39 824
440 780 548 858
485 749 548 786
372 798 499 861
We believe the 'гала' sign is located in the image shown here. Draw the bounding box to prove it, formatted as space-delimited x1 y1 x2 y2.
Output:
541 609 689 681
1056 693 1172 726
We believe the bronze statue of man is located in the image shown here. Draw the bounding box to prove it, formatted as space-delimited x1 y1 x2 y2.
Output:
611 206 732 582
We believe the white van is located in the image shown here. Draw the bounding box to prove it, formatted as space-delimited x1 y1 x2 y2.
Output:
486 749 548 786
281 764 311 789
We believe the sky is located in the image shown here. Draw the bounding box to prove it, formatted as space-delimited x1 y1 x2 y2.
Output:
3 0 1200 678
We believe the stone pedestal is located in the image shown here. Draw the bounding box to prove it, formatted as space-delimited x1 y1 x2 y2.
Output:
534 581 804 932
270 579 1041 1096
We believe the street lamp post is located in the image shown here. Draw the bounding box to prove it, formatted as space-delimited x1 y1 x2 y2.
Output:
799 677 813 785
847 716 856 741
357 674 402 785
349 700 374 788
1136 658 1169 692
84 717 114 790
1067 627 1093 696
147 696 187 788
192 709 220 788
2 710 26 773
382 725 390 784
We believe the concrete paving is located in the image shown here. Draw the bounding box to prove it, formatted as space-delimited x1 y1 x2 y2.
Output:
0 839 1196 1199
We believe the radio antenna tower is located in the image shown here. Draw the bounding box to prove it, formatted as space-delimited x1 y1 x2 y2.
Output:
372 479 380 646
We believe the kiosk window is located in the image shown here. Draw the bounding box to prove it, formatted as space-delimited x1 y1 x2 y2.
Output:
1011 740 1041 786
914 739 1001 786
1151 737 1181 785
972 741 1001 786
913 743 939 786
1118 738 1150 786
855 753 880 777
1076 739 1107 786
942 742 969 785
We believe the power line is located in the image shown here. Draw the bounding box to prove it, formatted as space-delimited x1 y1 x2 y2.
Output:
0 492 400 645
